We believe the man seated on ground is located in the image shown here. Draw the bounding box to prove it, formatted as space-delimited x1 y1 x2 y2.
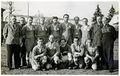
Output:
46 35 61 70
84 39 99 70
30 38 47 71
71 37 85 69
60 38 73 69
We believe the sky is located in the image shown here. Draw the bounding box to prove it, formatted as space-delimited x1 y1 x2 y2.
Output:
2 1 119 24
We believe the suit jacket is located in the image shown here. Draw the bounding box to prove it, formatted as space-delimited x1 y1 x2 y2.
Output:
102 24 117 41
90 23 103 47
3 22 21 44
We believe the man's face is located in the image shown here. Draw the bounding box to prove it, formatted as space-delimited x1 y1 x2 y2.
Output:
102 17 108 25
83 19 88 24
49 35 54 42
86 40 91 46
52 18 58 24
11 16 16 23
74 17 79 24
37 40 43 45
74 38 78 44
40 18 45 24
20 18 25 25
97 16 102 24
28 18 33 24
61 40 66 46
63 15 69 22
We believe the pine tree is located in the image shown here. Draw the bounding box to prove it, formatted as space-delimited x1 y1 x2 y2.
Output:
93 4 102 17
107 5 115 22
92 4 103 25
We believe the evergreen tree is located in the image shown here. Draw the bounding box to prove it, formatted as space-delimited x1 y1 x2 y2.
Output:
93 4 102 17
107 5 115 22
92 4 103 25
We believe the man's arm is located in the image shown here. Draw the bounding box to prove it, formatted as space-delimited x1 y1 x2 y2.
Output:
86 54 93 60
21 26 26 38
3 24 8 39
79 45 85 56
71 44 75 54
34 53 44 59
94 47 99 59
91 47 99 62
34 52 46 59
111 26 117 41
54 43 60 56
85 48 93 60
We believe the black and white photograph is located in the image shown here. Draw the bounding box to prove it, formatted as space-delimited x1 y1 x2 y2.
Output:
1 0 119 75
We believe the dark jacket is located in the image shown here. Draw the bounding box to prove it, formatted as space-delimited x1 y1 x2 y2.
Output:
90 23 103 47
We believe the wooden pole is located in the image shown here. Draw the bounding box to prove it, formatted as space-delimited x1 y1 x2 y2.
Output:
27 2 29 18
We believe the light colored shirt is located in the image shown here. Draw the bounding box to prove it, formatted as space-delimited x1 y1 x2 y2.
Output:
81 25 90 44
85 46 99 57
32 45 46 59
71 43 85 57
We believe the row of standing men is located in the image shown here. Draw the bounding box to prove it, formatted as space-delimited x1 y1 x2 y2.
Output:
3 14 117 72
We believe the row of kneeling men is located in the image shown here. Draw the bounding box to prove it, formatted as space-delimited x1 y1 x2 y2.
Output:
30 35 99 71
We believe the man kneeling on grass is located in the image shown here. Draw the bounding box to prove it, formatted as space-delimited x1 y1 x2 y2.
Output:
30 38 47 71
60 38 73 69
84 39 99 70
71 37 85 69
46 35 61 70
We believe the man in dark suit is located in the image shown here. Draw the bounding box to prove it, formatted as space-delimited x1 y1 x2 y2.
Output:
101 17 117 72
3 15 21 70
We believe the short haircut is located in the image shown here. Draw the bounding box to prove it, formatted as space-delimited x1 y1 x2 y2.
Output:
53 16 58 20
63 14 69 18
74 16 79 20
20 17 25 19
28 16 33 20
37 37 44 41
82 18 88 22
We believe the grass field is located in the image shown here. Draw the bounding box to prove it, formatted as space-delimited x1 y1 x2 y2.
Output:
1 39 119 75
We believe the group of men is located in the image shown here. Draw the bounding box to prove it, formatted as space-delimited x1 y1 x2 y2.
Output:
3 14 117 72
